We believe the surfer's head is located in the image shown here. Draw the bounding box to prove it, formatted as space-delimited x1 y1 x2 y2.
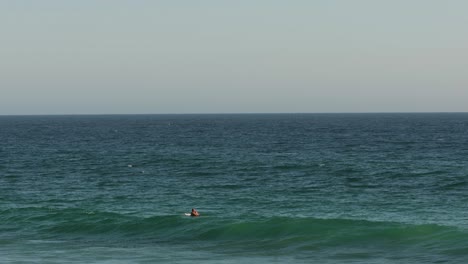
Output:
190 208 200 217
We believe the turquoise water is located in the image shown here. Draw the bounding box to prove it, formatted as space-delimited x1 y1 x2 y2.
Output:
1 113 467 263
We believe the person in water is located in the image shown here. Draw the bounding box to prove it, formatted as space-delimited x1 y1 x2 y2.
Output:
190 208 200 217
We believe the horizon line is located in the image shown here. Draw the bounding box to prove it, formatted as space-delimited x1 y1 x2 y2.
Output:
1 111 467 117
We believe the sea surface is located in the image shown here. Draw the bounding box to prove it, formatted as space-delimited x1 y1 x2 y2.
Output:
1 113 468 263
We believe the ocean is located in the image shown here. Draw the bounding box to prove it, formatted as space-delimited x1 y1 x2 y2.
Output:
1 113 467 263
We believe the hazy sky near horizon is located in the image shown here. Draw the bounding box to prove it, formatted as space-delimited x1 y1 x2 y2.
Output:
1 0 467 114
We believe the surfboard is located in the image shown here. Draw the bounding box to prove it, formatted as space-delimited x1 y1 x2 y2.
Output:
184 213 191 216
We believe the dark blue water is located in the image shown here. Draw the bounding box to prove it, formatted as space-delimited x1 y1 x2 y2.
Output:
1 113 468 263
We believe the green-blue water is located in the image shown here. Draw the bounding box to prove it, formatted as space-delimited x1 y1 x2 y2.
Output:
1 113 467 263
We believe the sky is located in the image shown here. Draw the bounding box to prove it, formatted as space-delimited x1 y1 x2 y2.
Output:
1 0 467 115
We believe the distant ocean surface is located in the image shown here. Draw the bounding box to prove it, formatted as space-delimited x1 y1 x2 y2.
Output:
1 113 468 263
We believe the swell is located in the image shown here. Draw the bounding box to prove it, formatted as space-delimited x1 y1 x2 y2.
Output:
2 207 467 256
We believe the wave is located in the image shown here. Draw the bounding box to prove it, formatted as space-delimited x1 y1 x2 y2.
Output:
2 207 468 256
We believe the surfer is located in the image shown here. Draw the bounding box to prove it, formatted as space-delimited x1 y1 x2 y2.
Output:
190 208 200 217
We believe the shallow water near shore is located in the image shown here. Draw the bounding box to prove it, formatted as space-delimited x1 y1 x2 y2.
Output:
1 113 468 263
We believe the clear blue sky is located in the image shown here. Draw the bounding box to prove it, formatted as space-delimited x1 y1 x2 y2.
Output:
1 0 467 115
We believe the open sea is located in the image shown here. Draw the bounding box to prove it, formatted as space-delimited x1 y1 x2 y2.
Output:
1 113 467 263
